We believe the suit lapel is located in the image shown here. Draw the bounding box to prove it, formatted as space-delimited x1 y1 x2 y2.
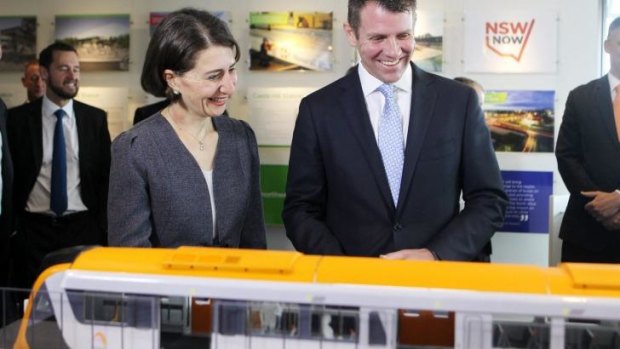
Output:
74 101 85 155
339 72 394 209
29 99 44 170
595 75 620 149
397 64 436 214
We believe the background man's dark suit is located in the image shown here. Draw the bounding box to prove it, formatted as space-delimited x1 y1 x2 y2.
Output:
133 99 170 125
133 99 228 125
0 98 13 288
556 75 620 262
8 98 111 285
283 64 507 260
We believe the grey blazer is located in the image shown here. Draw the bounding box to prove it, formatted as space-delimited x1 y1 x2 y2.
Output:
108 113 266 249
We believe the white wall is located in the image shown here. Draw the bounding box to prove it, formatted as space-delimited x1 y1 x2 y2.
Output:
0 0 605 265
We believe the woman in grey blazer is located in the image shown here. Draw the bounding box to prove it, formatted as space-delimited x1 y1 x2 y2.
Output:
108 8 266 249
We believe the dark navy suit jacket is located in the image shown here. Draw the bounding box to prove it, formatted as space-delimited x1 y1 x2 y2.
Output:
0 98 13 287
283 64 507 261
556 75 620 256
7 98 111 236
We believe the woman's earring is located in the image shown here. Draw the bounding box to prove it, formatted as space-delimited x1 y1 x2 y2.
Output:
173 90 180 95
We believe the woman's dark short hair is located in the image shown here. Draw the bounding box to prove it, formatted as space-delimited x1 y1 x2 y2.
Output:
141 8 240 101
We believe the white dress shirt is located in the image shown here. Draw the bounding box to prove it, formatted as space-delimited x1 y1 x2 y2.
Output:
202 169 217 238
357 63 412 144
26 96 87 215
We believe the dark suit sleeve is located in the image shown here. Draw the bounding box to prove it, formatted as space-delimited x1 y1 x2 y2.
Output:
556 90 598 193
239 121 267 248
133 100 171 125
0 99 12 235
0 99 12 287
97 111 112 239
133 106 153 126
282 98 345 255
426 90 508 260
107 133 153 247
133 108 145 126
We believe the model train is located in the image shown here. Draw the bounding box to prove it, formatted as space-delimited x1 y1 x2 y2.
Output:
9 246 620 348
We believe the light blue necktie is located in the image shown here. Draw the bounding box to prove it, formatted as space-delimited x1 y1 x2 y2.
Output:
51 109 68 216
377 84 404 206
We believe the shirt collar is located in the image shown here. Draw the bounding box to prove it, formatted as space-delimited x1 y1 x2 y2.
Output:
358 62 412 97
42 95 74 120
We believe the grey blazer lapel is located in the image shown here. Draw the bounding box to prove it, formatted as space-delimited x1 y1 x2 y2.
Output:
211 117 244 244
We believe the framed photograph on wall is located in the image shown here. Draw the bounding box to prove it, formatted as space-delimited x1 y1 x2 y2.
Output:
0 16 37 72
149 11 231 35
249 11 333 72
413 11 443 73
55 14 130 71
483 90 555 153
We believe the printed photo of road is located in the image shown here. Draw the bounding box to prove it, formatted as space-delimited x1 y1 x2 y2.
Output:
55 15 130 71
0 16 36 72
249 11 333 72
483 90 555 153
413 11 443 72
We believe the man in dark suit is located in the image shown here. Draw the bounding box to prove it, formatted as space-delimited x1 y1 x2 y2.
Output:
21 59 46 104
0 94 12 290
133 99 169 125
0 44 15 327
555 17 620 263
8 42 111 287
283 0 507 261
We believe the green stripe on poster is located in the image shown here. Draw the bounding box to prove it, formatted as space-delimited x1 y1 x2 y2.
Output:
260 165 288 225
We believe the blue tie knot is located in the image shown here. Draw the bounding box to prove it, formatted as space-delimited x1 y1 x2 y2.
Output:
54 109 66 120
377 84 395 98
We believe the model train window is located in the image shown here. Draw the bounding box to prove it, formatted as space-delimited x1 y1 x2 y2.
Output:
492 315 550 348
565 319 620 349
215 301 360 342
66 291 155 328
160 296 188 332
310 305 359 342
248 302 299 336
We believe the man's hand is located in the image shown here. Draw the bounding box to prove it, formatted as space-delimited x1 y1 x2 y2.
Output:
381 248 436 260
582 190 620 221
601 211 620 231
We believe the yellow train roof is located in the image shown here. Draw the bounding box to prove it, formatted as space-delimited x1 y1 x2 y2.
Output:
69 246 620 298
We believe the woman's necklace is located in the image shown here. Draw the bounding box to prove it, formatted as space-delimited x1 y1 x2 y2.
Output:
180 125 208 151
165 108 210 151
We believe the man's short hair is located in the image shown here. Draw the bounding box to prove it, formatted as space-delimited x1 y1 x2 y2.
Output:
39 42 77 69
347 0 416 35
23 59 39 72
609 17 620 38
